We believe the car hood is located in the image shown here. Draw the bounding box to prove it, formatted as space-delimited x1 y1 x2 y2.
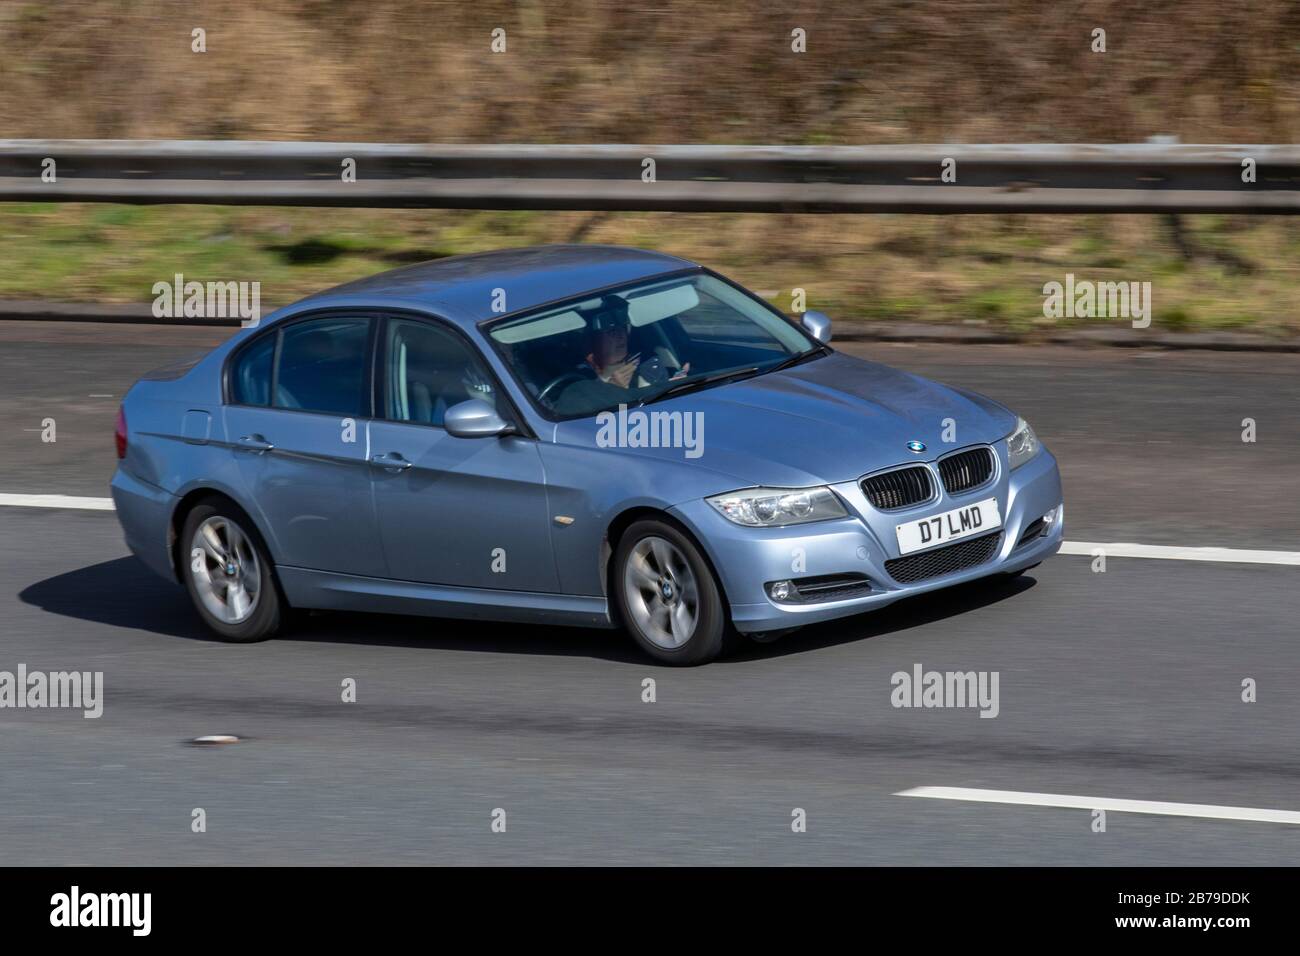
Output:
552 352 1019 488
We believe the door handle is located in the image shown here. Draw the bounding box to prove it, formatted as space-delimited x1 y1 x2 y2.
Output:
236 434 274 453
369 452 412 472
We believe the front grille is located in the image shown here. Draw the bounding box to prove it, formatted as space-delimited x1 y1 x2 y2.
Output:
861 466 933 511
938 447 995 495
885 531 1002 584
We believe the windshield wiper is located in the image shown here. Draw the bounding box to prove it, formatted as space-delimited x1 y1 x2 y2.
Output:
636 366 761 407
764 344 830 374
634 347 828 408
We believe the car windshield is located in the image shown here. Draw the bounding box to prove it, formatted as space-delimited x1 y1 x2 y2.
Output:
487 272 821 419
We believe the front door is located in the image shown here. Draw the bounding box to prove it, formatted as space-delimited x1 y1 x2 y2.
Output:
367 315 557 592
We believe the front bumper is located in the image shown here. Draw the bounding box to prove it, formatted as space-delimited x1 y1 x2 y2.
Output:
670 445 1064 633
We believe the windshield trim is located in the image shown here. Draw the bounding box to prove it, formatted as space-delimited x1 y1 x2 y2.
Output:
480 266 828 424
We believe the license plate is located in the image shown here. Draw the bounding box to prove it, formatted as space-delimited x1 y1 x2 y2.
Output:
896 497 1001 556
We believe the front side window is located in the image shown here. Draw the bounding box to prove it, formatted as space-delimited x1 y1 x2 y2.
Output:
487 272 818 420
384 318 499 427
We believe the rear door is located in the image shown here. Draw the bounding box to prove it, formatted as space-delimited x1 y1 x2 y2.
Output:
366 314 558 592
223 313 385 577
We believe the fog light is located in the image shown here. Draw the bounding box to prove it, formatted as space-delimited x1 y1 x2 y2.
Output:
1042 505 1059 529
768 580 793 601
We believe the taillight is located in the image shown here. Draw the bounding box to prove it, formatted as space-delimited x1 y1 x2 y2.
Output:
114 406 128 459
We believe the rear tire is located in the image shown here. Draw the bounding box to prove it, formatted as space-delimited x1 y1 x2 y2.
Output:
613 519 732 665
180 499 283 642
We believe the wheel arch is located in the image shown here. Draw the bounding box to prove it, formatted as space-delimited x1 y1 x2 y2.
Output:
168 487 280 586
602 505 733 619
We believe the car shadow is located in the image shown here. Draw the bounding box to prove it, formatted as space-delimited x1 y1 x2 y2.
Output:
726 573 1037 663
20 556 212 641
17 556 646 662
20 555 1036 665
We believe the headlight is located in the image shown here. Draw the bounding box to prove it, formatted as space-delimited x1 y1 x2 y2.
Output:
1006 416 1040 470
706 486 847 527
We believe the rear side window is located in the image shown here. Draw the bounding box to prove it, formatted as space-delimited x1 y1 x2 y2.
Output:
231 333 276 406
275 318 370 416
228 316 371 415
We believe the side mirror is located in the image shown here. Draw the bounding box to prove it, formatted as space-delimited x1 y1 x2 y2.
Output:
800 310 832 344
444 399 514 438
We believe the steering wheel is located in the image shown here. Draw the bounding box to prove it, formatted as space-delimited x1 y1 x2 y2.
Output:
537 369 595 406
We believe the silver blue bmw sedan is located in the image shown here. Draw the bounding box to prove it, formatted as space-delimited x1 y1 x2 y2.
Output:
111 245 1063 664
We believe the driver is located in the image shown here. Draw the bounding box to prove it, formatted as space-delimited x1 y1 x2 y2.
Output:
540 297 692 415
586 300 641 388
583 297 688 390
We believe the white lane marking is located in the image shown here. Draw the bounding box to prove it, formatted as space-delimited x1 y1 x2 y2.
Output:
0 493 115 511
897 786 1300 825
1060 540 1300 566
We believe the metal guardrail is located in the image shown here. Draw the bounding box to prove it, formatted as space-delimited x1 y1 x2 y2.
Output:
0 141 1296 213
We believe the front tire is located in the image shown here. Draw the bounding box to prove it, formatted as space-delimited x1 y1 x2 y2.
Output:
180 499 283 642
614 519 730 665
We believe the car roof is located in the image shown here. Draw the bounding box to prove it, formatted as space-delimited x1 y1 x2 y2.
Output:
296 244 699 327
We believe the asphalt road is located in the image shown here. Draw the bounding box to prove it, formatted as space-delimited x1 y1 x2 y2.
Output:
1 320 1298 865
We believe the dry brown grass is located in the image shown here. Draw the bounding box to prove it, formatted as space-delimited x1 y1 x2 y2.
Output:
1 1 1297 144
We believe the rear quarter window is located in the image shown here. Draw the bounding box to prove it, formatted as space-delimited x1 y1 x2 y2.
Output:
230 333 275 406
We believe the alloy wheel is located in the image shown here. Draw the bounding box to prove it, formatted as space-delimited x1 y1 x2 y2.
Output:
623 535 700 649
189 515 262 624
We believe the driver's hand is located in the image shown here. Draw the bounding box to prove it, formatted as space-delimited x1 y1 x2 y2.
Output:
669 362 691 381
607 356 639 389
